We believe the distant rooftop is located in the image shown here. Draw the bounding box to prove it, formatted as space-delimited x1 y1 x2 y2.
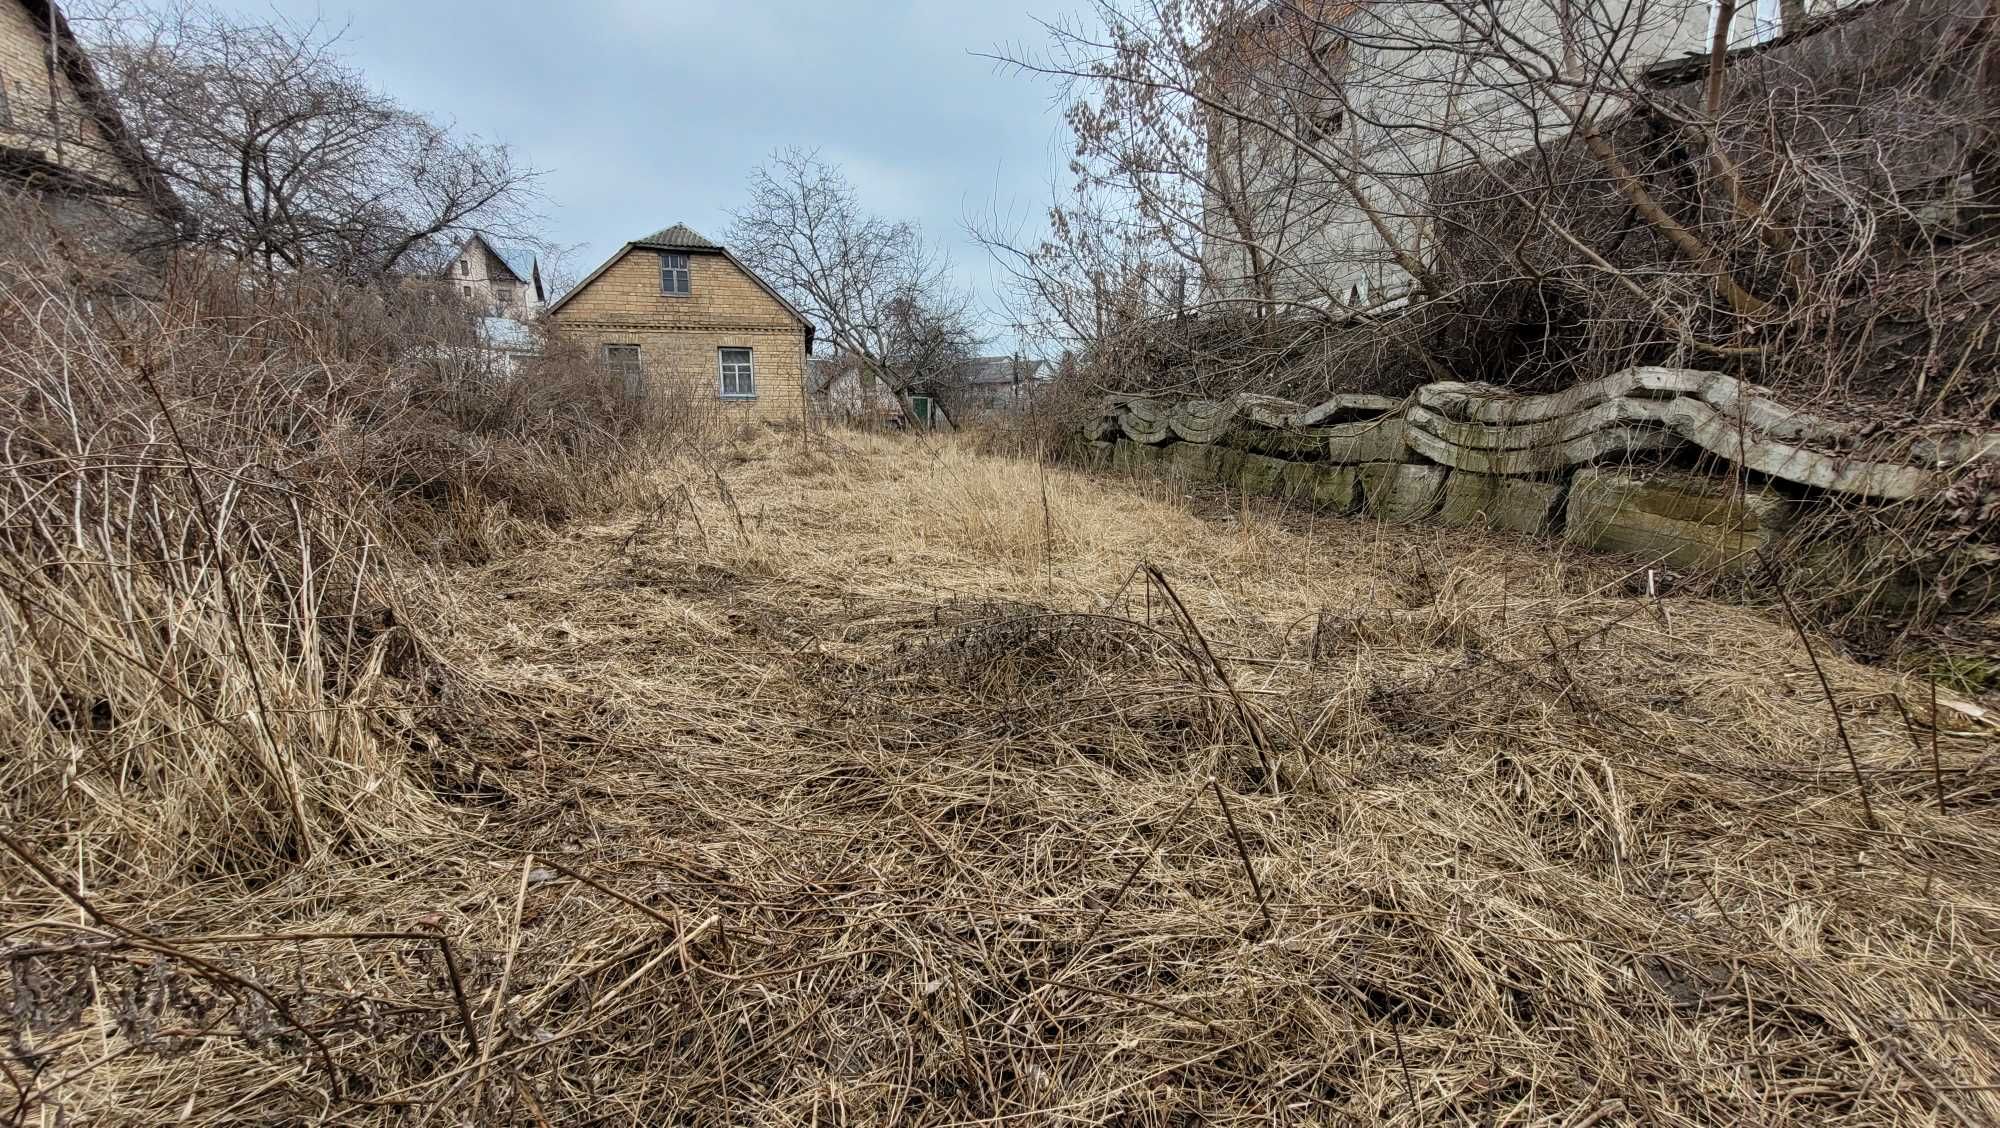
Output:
963 357 1047 385
479 316 538 352
452 232 538 287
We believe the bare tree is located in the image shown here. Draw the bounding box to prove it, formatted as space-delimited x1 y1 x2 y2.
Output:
74 1 546 279
882 293 989 422
991 0 2000 421
729 147 985 429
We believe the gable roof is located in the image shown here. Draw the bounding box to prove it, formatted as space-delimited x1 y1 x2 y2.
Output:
547 223 816 350
635 223 721 251
454 231 531 285
963 357 1047 385
496 247 539 287
13 0 187 227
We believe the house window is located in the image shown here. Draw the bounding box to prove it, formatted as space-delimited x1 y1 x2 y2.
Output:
660 253 691 296
0 71 11 128
493 284 514 305
718 347 756 399
460 259 470 276
605 344 645 399
461 284 472 297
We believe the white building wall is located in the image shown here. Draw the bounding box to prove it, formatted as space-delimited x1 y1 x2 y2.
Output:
1200 0 1801 310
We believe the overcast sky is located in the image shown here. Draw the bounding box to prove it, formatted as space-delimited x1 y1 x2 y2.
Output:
199 0 1085 347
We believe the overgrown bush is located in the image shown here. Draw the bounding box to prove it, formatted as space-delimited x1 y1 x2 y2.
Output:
0 202 671 890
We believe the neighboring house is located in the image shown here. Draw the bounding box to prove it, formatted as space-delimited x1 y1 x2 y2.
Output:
446 232 544 316
0 0 184 243
477 315 540 379
959 356 1048 413
812 353 1050 425
549 223 815 425
811 353 902 424
1198 0 1814 310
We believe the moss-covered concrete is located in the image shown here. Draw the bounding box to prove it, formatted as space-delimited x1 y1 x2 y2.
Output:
1565 468 1794 572
1274 461 1363 511
1440 473 1565 536
1234 453 1291 497
1360 463 1448 523
1094 437 1996 630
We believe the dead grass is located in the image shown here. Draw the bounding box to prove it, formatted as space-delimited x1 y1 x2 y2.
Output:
6 423 1999 1126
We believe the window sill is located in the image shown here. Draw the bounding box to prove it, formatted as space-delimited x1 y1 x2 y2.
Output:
719 394 760 401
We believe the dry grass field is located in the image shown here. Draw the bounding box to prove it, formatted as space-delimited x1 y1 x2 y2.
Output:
8 427 1999 1125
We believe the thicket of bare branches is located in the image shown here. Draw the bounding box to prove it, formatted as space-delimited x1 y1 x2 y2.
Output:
70 0 546 278
990 0 2000 425
730 147 986 428
0 198 666 878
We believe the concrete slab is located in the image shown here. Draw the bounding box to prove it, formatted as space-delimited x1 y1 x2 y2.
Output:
1360 463 1448 523
1235 453 1290 497
1325 418 1411 464
1566 467 1794 572
1274 461 1353 510
1440 473 1564 536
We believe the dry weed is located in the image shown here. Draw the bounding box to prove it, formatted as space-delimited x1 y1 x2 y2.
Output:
8 420 1994 1124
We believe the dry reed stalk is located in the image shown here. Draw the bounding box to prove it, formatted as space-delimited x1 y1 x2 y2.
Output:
1759 550 1882 831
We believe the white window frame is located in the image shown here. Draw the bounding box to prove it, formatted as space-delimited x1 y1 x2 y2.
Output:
718 347 757 400
660 252 692 296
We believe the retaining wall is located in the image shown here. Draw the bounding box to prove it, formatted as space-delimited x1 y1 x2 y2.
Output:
1085 368 2000 615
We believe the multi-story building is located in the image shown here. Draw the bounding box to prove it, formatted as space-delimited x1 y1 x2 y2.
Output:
445 232 544 316
1198 0 1812 311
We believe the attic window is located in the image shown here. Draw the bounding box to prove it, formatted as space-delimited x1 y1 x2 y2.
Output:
460 259 470 276
661 253 692 296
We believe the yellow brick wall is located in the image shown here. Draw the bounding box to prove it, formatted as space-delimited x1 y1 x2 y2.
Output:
0 2 135 191
553 247 812 425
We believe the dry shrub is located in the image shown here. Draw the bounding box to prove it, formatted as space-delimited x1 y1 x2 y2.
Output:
0 203 664 893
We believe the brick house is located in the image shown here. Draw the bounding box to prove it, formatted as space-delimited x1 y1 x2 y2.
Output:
549 224 815 425
0 0 184 241
446 231 543 316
